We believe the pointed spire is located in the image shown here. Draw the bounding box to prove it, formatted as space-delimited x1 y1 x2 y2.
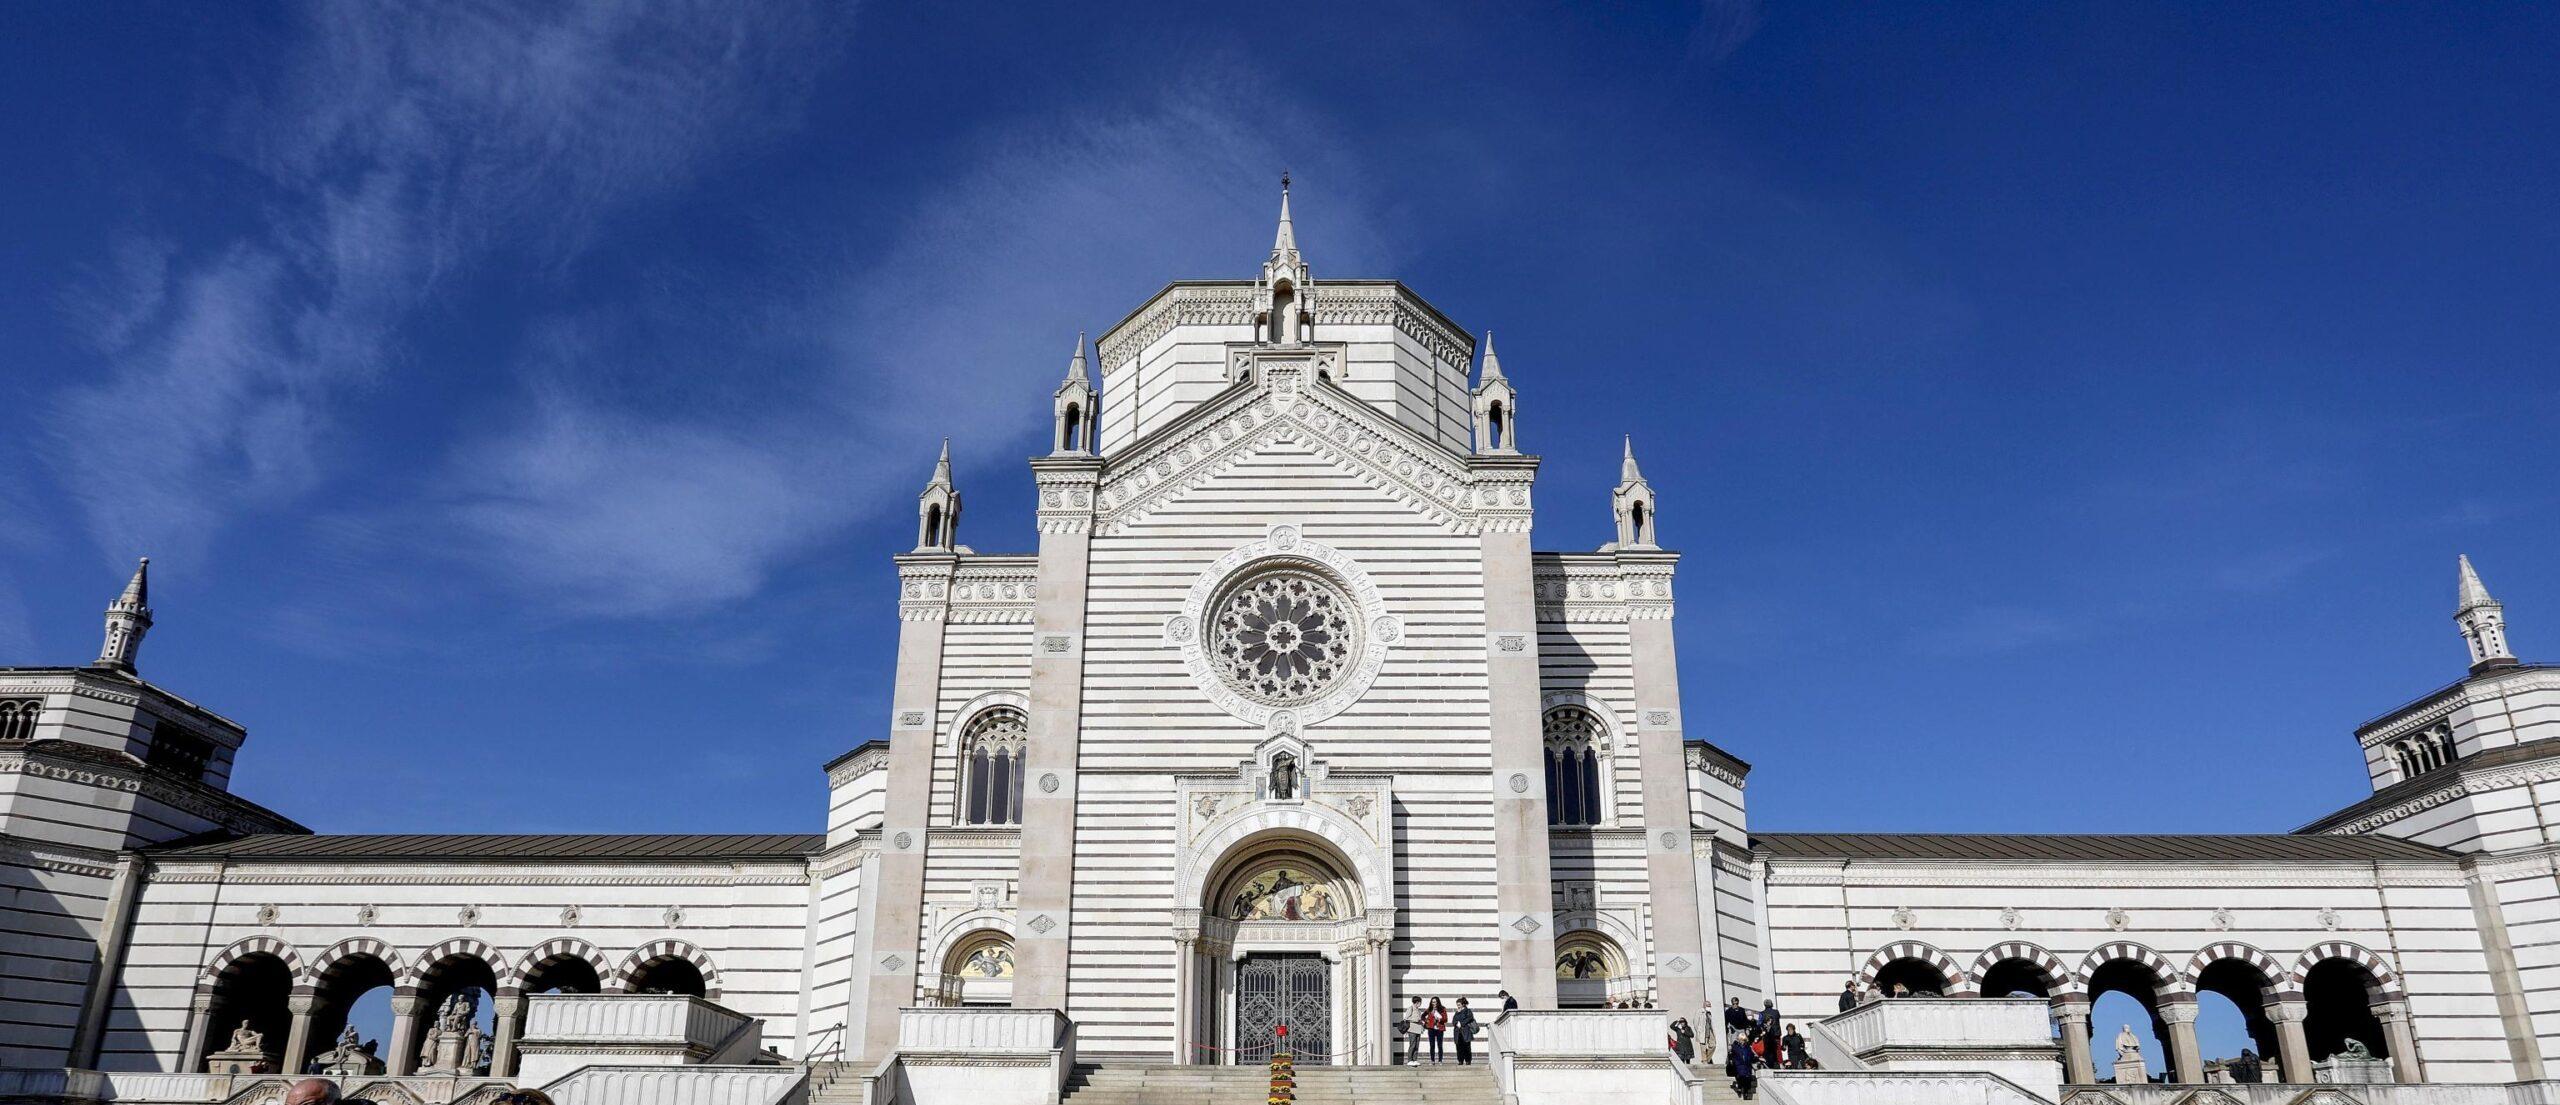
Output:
1272 173 1298 258
1480 332 1504 381
2458 554 2496 613
2454 554 2518 672
1063 332 1090 384
1621 436 1645 483
930 438 953 486
115 557 149 610
94 557 153 672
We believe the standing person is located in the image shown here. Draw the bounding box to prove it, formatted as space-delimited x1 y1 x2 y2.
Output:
1757 999 1780 1042
1782 1023 1807 1069
1723 997 1751 1042
1670 1017 1697 1065
1423 998 1449 1064
1452 998 1477 1066
1499 989 1518 1014
1400 997 1422 1065
1838 980 1860 1013
1728 1035 1760 1100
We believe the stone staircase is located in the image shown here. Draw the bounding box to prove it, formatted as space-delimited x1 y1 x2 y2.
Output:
1059 1061 1500 1104
804 1060 863 1104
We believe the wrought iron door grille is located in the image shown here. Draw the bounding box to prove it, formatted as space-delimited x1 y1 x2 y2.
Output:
1235 954 1331 1065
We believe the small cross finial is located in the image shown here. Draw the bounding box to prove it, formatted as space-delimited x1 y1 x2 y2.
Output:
1281 170 1291 192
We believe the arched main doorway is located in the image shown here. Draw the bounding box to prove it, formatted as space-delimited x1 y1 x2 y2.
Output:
1187 831 1386 1067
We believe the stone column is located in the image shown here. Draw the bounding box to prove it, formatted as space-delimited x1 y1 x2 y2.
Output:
2268 997 2313 1083
1619 548 1710 1020
2052 996 2096 1086
2160 998 2204 1085
1014 458 1099 1013
858 553 956 1061
1477 456 1559 1004
178 989 215 1074
2376 1000 2421 1084
386 989 425 1077
490 989 524 1077
1368 933 1391 1066
281 987 319 1075
1172 930 1197 1063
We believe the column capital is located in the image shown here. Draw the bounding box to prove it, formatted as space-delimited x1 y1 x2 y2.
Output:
190 989 217 1013
2371 999 2411 1021
2267 998 2309 1024
390 993 426 1016
492 991 526 1015
2157 1001 2200 1026
286 989 321 1015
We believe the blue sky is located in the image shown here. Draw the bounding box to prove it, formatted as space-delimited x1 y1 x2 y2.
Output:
5 1 2557 860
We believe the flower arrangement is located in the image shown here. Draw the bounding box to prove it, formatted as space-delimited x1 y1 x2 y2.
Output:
1267 1025 1294 1105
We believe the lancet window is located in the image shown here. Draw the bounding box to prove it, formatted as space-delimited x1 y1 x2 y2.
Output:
960 707 1028 825
0 699 39 742
1543 706 1612 827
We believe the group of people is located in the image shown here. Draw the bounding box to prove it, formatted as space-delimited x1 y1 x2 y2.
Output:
1397 990 1520 1065
1714 995 1820 1100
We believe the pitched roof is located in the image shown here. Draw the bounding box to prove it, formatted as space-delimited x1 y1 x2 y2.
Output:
1753 831 2454 865
147 833 824 863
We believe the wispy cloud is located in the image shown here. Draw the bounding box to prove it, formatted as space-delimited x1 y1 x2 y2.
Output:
43 0 848 563
429 85 1391 616
1909 604 2081 658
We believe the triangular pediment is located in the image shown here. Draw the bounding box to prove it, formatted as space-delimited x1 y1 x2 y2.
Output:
1096 351 1519 535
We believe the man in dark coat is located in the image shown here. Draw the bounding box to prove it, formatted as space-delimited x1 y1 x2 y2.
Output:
1728 1037 1760 1100
1839 980 1860 1013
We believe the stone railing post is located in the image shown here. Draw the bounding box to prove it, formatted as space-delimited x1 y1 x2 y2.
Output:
281 988 320 1075
178 989 216 1074
2051 996 2095 1086
491 988 526 1076
386 989 425 1076
2267 998 2313 1083
2375 1000 2421 1084
2159 999 2203 1085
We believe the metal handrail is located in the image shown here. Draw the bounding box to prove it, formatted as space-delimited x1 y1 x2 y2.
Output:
803 1021 848 1068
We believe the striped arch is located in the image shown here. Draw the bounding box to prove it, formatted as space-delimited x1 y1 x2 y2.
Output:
413 936 517 989
200 936 306 988
618 939 721 1000
517 937 613 993
2187 943 2289 997
1856 940 1970 996
1970 942 2071 998
2294 941 2401 1001
309 937 405 984
2079 942 2190 997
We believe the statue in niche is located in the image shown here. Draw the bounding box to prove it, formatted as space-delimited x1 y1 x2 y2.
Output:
228 1023 265 1054
1270 754 1299 800
2337 1038 2375 1061
2114 1024 2143 1062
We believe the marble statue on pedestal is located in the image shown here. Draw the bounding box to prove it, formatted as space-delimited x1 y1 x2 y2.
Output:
416 991 484 1076
206 1022 273 1075
2111 1025 2149 1086
316 1024 384 1078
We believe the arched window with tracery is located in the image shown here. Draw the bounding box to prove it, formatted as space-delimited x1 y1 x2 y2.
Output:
960 707 1028 825
0 698 39 742
1543 706 1611 827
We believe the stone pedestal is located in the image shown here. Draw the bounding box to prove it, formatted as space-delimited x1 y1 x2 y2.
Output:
205 1046 273 1076
2317 1056 2395 1084
2114 1056 2150 1086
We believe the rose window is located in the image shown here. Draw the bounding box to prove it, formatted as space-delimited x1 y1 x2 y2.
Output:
1209 568 1359 706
